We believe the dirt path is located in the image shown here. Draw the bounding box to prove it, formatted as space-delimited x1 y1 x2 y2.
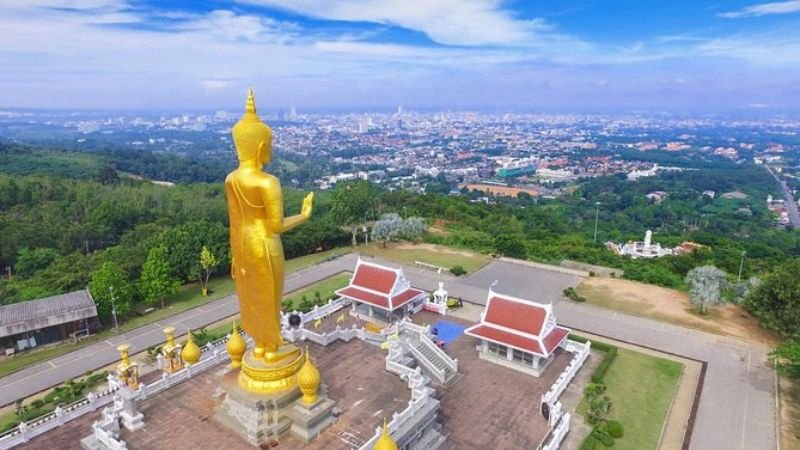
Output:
576 277 780 346
394 242 478 257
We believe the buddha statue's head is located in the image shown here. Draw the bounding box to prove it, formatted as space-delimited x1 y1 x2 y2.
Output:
232 88 272 166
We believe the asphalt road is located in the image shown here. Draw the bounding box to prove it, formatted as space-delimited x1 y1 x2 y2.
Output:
767 164 800 228
0 254 776 450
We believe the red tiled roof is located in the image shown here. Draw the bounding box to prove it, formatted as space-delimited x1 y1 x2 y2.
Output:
390 288 425 309
337 286 389 309
465 324 545 356
336 286 424 311
542 326 569 354
484 296 547 336
351 263 397 294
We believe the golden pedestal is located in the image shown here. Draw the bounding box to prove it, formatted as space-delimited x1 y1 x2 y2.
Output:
238 344 304 393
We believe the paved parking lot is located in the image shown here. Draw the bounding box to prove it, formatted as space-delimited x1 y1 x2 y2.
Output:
460 260 580 304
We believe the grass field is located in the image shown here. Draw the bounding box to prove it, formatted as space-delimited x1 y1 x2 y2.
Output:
0 247 351 379
580 348 683 450
575 277 778 346
358 242 490 273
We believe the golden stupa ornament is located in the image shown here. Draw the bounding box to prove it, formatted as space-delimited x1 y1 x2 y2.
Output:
225 88 314 393
226 320 247 369
181 329 201 365
373 419 398 450
161 326 183 373
297 347 321 404
116 344 140 389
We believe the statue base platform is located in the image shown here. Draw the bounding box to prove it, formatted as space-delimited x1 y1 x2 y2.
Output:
238 344 303 393
214 368 338 447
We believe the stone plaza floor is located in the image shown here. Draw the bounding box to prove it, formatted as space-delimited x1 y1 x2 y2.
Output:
414 311 571 450
17 307 576 450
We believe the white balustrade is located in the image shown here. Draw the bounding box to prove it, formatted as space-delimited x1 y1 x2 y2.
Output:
542 340 590 406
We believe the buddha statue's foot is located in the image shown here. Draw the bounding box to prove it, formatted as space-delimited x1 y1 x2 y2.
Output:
253 345 266 358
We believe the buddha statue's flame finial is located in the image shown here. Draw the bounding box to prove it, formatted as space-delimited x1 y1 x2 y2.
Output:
246 88 257 115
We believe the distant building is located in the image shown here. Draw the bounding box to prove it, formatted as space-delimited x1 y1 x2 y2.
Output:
627 164 659 181
607 230 674 259
646 191 668 203
0 290 100 354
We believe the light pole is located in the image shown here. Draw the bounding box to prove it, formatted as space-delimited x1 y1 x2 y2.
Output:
593 202 601 244
737 250 746 284
109 286 119 334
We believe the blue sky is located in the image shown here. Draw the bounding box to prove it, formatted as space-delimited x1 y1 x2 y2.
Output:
2 0 800 112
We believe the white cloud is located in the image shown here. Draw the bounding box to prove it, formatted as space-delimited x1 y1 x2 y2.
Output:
238 0 544 46
719 0 800 18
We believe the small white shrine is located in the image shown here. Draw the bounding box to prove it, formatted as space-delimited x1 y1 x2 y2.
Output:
423 282 449 315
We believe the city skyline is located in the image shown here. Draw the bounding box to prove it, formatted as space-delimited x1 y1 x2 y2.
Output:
3 0 800 112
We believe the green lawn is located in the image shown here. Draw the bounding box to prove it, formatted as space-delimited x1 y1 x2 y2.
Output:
282 274 351 311
358 243 490 273
0 247 351 379
580 348 683 450
284 247 351 273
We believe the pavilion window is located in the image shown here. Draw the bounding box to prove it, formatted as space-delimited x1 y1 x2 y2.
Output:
497 344 507 358
512 349 525 363
523 352 534 367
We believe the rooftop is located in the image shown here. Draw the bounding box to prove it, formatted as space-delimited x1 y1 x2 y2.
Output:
18 311 572 450
0 290 98 338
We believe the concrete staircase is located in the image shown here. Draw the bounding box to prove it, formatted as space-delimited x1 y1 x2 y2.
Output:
408 336 458 384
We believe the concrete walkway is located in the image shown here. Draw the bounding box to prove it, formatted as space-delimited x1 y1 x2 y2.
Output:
0 254 777 450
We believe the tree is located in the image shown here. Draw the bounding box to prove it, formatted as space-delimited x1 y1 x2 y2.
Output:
331 181 374 247
89 261 132 323
771 340 800 379
372 213 402 247
494 234 527 259
745 259 800 340
685 265 728 314
139 245 179 309
399 216 427 241
198 246 217 297
14 247 61 277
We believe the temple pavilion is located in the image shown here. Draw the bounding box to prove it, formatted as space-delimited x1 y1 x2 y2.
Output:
336 259 427 324
465 289 570 377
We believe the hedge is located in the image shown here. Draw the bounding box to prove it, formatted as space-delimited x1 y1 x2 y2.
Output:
568 334 618 383
570 334 623 448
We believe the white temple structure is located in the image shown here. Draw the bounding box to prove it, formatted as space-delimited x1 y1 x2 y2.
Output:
607 230 674 259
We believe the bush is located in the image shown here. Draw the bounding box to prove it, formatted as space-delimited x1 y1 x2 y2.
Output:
607 420 624 438
563 287 587 302
591 426 615 447
450 265 467 276
579 436 599 450
30 399 45 409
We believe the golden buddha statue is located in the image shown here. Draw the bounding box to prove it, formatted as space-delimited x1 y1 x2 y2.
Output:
225 88 313 393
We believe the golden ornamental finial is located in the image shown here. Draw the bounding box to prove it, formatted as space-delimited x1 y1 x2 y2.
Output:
227 319 247 369
297 346 321 404
246 88 256 115
374 418 398 450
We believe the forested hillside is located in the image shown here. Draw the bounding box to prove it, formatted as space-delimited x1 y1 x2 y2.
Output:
2 145 798 309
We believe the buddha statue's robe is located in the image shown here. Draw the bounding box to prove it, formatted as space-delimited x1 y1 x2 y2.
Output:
225 169 286 353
